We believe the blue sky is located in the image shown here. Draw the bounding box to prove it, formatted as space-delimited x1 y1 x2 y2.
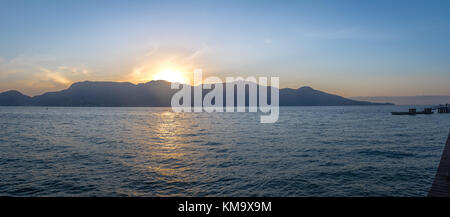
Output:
1 0 449 96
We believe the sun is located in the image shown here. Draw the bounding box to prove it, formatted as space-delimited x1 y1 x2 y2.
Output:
151 69 190 84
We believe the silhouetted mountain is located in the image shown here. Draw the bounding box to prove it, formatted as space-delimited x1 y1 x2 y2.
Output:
0 80 392 106
280 86 383 106
29 80 177 106
0 90 31 106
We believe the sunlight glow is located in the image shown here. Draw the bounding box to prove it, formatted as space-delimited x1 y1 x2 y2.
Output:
151 69 190 84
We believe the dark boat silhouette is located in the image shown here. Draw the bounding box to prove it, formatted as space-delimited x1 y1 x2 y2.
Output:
391 108 433 115
436 104 450 113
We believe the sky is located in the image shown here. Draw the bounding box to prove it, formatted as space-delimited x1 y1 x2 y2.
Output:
0 0 450 97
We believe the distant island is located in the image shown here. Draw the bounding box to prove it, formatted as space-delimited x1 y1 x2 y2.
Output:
0 80 393 106
351 96 450 106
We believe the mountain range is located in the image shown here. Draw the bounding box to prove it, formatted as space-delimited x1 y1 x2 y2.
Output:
0 80 392 106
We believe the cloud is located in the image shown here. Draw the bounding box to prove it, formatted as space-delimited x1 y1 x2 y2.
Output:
303 27 397 41
263 39 273 44
0 55 90 96
57 66 90 75
38 67 71 85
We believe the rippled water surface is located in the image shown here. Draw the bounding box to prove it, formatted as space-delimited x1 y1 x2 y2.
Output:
1 106 449 196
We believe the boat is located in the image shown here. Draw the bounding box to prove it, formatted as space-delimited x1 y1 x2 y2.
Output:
391 108 417 115
417 108 434 114
437 104 450 113
391 108 433 115
391 112 415 115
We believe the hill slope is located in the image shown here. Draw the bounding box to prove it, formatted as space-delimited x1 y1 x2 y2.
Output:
0 90 32 106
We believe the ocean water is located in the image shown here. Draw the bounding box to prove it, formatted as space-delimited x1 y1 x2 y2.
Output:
1 106 449 197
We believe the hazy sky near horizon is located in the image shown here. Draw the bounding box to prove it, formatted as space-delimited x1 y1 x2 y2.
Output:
1 0 450 97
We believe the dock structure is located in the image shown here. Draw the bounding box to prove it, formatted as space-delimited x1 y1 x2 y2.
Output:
436 104 450 113
429 132 450 197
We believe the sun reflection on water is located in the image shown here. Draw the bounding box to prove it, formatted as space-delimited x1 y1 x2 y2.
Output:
145 110 195 192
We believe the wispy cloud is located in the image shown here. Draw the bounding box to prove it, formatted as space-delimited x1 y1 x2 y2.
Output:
57 66 90 75
263 38 273 44
303 27 398 41
38 67 71 85
0 55 90 96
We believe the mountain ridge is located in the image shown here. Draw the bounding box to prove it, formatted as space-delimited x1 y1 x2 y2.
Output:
0 80 393 106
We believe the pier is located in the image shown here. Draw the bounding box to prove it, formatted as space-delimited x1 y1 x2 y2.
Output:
392 104 450 115
437 104 450 113
428 132 450 197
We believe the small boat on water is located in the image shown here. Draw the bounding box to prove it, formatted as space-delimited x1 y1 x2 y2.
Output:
391 108 433 115
437 104 450 113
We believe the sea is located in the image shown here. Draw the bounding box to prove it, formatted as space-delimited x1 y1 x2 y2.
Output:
1 106 449 196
